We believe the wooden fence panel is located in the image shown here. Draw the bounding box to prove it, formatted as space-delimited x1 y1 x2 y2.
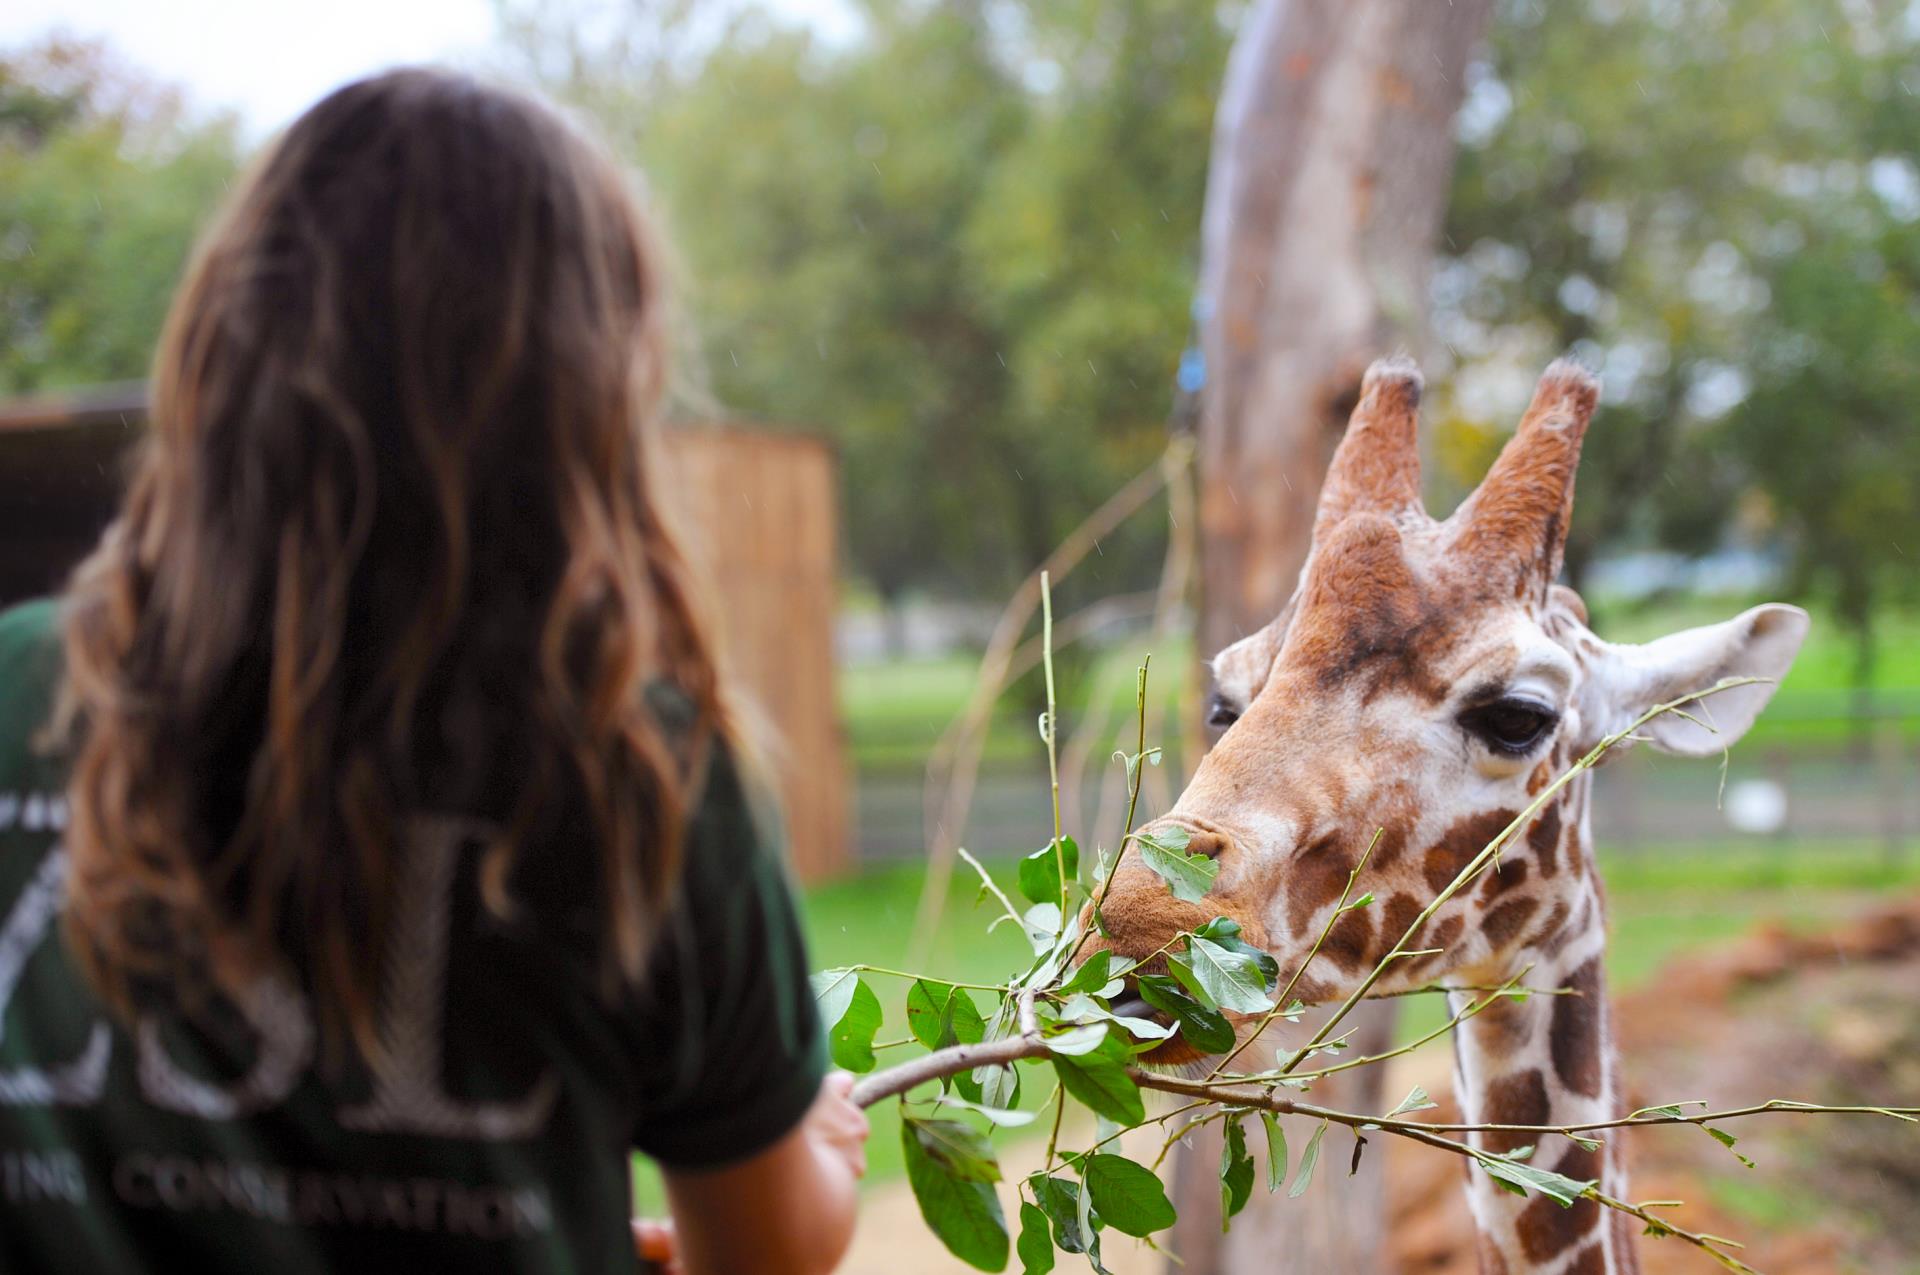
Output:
660 428 850 882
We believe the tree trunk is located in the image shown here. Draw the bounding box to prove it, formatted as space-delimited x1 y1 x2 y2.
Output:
1176 1 1491 1271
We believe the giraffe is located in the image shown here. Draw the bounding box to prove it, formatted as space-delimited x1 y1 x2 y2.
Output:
1087 356 1808 1273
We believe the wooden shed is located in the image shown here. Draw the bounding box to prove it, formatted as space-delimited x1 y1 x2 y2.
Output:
0 386 851 882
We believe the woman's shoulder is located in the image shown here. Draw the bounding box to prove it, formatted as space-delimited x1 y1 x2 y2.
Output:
0 597 60 661
0 598 63 782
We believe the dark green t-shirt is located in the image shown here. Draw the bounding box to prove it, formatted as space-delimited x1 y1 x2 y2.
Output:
0 599 825 1273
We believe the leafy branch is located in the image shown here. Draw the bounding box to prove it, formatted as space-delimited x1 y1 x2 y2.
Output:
814 654 1910 1273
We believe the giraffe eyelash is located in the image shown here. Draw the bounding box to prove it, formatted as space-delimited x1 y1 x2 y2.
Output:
1458 696 1560 756
1205 693 1241 730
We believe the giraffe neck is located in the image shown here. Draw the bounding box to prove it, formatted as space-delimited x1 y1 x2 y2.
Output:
1450 838 1639 1274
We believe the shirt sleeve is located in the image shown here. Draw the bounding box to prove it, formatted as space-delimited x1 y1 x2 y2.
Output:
626 737 828 1170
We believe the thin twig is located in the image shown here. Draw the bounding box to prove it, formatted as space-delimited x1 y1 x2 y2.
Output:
1041 572 1068 929
1279 966 1533 1083
1209 828 1381 1078
956 846 1024 933
910 446 1185 965
1069 657 1152 965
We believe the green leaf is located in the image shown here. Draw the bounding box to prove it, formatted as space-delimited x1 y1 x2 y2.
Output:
1028 1174 1090 1255
1134 826 1218 903
906 980 951 1050
810 968 859 1024
1260 1112 1288 1192
976 1062 1020 1110
908 981 988 1053
1021 903 1063 952
1219 1118 1255 1225
1704 1126 1755 1167
903 1117 1009 1271
1042 1021 1111 1056
1343 892 1375 912
1018 837 1080 906
1016 1201 1055 1275
1177 938 1276 1014
1473 1150 1597 1207
1190 917 1280 986
1051 1038 1146 1126
1288 1121 1327 1198
1055 951 1115 998
1056 993 1176 1041
1387 1085 1438 1117
934 1093 1039 1128
973 998 1022 1108
1081 1153 1176 1238
1074 1163 1096 1258
905 1114 1003 1183
1134 974 1235 1055
811 971 882 1072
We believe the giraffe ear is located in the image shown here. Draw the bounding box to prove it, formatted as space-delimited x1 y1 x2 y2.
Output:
1586 604 1810 756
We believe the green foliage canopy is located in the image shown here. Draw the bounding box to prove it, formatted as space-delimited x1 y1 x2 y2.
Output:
0 38 240 395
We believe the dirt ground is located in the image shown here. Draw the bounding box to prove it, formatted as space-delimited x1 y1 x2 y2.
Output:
843 897 1920 1275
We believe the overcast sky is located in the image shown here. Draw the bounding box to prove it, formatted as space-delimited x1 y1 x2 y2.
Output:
0 0 854 137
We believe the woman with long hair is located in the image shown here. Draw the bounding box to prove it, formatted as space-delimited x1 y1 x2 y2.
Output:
0 68 864 1273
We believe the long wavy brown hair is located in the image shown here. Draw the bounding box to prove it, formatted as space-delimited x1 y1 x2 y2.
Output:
57 68 730 1054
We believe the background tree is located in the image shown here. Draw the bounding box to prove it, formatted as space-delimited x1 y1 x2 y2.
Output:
1178 2 1492 1270
0 38 240 394
498 0 1229 620
1437 0 1920 679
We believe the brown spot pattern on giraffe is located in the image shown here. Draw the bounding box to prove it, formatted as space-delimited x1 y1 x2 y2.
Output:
1381 892 1425 958
1476 1237 1511 1275
1320 904 1375 972
1405 913 1463 973
1543 897 1583 957
1564 1241 1607 1275
1528 803 1562 875
1478 1067 1549 1155
1516 1145 1602 1262
1479 856 1530 903
1531 899 1572 952
1482 896 1539 951
1465 991 1539 1057
1367 822 1409 869
1286 835 1356 938
1423 808 1520 895
1551 957 1605 1097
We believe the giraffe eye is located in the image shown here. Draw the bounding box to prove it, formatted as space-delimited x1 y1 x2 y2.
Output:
1460 698 1559 756
1206 694 1241 730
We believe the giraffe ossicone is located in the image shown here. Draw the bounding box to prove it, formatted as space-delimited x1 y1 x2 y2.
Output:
1082 355 1808 1274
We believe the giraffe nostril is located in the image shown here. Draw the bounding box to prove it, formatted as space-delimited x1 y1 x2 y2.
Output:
1185 827 1231 859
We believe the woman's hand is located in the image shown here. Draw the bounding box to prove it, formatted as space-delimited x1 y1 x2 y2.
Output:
660 1071 871 1274
633 1218 681 1274
802 1071 869 1182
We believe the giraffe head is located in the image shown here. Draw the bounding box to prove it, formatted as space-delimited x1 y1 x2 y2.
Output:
1093 356 1807 1060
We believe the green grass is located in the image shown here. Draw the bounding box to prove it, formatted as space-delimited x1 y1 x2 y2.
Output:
841 640 1193 770
634 840 1920 1209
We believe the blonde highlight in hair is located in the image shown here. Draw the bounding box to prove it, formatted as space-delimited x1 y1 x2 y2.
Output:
57 68 730 1054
